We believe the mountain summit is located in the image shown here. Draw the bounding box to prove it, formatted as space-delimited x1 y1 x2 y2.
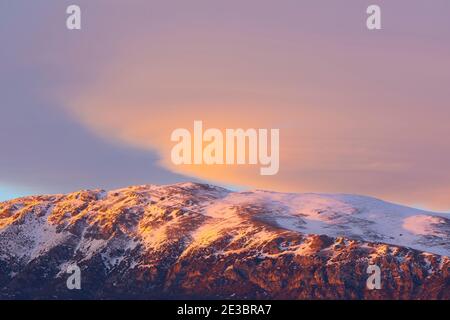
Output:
0 182 448 299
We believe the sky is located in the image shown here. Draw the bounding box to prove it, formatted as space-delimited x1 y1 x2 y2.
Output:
1 0 450 211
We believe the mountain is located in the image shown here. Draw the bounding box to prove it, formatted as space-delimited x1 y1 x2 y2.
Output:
0 182 448 299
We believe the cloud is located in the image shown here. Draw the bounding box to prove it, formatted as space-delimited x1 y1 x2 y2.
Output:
0 1 187 194
2 0 450 211
0 76 187 194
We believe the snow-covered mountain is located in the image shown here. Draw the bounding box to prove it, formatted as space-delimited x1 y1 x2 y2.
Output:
0 182 448 299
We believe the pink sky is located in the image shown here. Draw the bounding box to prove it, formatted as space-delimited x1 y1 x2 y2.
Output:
1 0 450 211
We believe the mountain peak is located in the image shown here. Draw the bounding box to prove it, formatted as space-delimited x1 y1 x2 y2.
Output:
0 182 448 299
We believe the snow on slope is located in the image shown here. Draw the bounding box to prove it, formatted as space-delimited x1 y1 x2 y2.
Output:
196 190 450 256
0 183 449 260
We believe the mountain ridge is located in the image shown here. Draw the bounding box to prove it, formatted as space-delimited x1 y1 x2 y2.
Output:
0 182 448 299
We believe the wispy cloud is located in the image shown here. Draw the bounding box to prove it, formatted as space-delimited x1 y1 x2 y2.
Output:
1 1 450 211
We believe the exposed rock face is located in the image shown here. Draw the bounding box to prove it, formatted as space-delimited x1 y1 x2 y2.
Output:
0 182 448 299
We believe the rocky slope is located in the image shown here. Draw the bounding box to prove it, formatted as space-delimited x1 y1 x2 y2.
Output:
0 182 448 299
